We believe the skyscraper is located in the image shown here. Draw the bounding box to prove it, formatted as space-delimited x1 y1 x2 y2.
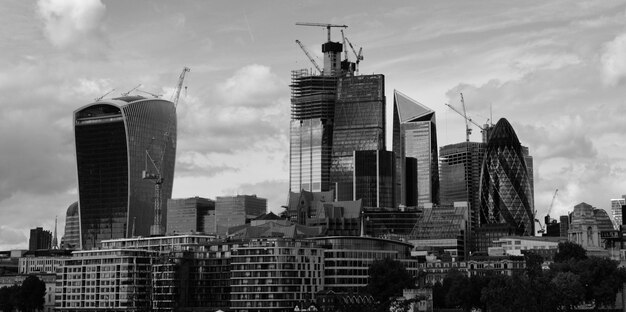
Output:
354 150 395 208
439 141 486 237
394 90 439 206
61 201 80 250
478 118 534 236
330 74 387 203
74 96 176 250
611 196 625 227
29 227 52 251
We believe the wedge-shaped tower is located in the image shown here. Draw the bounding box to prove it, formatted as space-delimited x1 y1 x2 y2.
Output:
478 118 533 235
74 96 176 250
394 90 439 206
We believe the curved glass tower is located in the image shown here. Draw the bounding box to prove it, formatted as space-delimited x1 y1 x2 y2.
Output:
478 118 534 235
74 96 176 249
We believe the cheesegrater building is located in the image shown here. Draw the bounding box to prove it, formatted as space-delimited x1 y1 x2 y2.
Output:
74 96 176 250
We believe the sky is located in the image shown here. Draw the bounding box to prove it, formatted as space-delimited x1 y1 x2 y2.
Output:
1 0 626 250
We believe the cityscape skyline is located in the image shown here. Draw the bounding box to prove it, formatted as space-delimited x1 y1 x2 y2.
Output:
1 0 626 250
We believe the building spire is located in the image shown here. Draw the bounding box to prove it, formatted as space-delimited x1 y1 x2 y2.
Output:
52 215 59 249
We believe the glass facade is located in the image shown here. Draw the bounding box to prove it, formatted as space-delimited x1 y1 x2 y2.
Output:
330 74 386 202
74 97 176 250
353 150 395 208
478 118 534 236
289 70 337 193
166 197 215 234
439 142 486 240
214 195 267 235
62 202 80 250
395 90 439 206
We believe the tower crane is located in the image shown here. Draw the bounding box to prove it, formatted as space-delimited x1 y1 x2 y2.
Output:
295 39 323 74
295 22 348 42
341 30 364 74
445 93 491 142
121 84 142 96
94 89 116 102
535 188 558 234
137 89 163 98
171 67 190 108
143 66 190 236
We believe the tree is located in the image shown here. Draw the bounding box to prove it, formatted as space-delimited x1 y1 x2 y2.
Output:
365 258 414 306
552 272 585 311
553 241 587 263
0 285 19 312
16 275 46 312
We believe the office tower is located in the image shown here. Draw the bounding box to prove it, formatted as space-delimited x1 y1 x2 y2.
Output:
559 215 570 237
439 142 486 237
395 90 439 206
404 157 418 207
289 34 345 193
214 195 267 235
166 197 215 234
354 150 395 208
611 196 626 228
330 74 387 202
29 227 52 251
74 96 176 250
408 202 469 260
61 201 80 250
478 118 534 236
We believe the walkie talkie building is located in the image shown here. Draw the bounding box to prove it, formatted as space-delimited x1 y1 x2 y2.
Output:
74 96 176 250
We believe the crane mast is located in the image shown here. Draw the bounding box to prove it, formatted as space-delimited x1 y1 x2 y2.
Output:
143 66 190 236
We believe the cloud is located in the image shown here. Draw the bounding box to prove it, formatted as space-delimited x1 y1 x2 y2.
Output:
216 64 284 108
36 0 108 55
601 32 626 86
0 226 28 246
176 64 289 154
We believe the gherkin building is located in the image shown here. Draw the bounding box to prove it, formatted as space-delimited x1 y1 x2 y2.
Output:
478 118 534 235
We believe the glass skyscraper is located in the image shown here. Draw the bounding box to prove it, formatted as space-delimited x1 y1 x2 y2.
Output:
478 118 534 236
289 71 338 193
74 96 176 250
395 90 439 206
330 74 387 203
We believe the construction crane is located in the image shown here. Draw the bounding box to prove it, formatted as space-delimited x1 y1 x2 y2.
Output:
171 67 190 108
94 89 116 102
295 39 323 74
295 22 348 42
546 189 559 222
341 30 364 74
121 84 142 96
536 189 558 234
143 66 190 236
137 89 162 98
444 93 491 142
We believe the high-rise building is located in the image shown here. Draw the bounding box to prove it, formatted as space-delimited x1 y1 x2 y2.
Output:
29 227 52 251
611 196 626 228
439 142 486 237
215 195 267 235
330 74 387 203
478 118 534 236
61 201 80 250
74 96 176 250
166 197 215 234
354 150 395 208
394 90 439 206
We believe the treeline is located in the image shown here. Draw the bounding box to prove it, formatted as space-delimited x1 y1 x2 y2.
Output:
0 275 46 312
434 242 626 312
